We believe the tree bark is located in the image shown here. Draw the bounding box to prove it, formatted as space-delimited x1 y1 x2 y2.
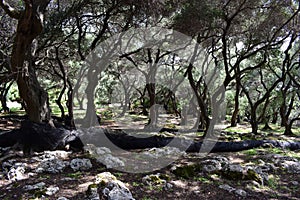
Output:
231 76 241 127
284 117 300 136
9 0 51 123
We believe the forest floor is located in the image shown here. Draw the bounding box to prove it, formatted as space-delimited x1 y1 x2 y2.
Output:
0 115 300 200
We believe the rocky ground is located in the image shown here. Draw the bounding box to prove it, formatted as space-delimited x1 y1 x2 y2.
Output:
0 117 300 200
0 142 300 200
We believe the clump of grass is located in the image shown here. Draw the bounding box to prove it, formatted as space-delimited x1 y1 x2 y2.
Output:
243 149 258 156
267 174 279 190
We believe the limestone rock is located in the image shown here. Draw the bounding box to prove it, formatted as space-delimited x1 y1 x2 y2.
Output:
57 197 69 200
70 158 92 171
219 184 236 192
142 173 168 186
86 184 100 200
280 160 300 173
46 186 59 196
36 158 69 174
95 172 135 200
235 189 247 197
23 182 46 191
6 162 27 181
201 159 222 173
97 154 125 169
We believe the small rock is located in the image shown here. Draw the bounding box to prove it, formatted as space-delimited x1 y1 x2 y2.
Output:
291 181 299 186
97 154 125 169
280 160 300 173
43 150 71 159
95 147 112 155
219 184 236 193
222 164 245 180
142 173 166 186
57 197 69 200
235 189 247 197
251 180 261 188
164 183 173 190
70 158 92 171
36 158 69 174
61 177 76 181
193 190 201 195
201 159 222 173
257 159 265 165
23 182 46 191
86 184 100 200
7 163 27 181
107 186 134 200
95 172 117 185
46 186 59 196
95 172 135 200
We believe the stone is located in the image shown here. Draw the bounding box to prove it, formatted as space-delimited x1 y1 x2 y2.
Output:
164 183 173 190
235 189 247 197
46 186 59 196
70 158 92 171
57 197 69 200
107 186 135 200
142 173 167 185
44 150 71 159
193 190 201 195
97 154 125 169
95 147 112 155
280 160 300 173
6 162 27 181
201 160 222 173
171 163 201 178
291 181 299 186
250 180 261 188
95 172 135 200
219 184 236 193
257 163 277 173
86 184 100 200
222 164 245 180
23 182 46 191
36 158 69 174
95 172 117 185
85 145 111 156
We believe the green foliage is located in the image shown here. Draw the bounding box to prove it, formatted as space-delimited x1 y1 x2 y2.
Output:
267 175 279 190
99 108 114 119
194 176 211 183
243 149 258 156
66 171 83 179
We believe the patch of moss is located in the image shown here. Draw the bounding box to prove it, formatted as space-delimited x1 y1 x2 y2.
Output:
194 176 211 183
66 171 83 179
172 164 201 179
246 168 263 184
243 149 258 156
267 175 279 190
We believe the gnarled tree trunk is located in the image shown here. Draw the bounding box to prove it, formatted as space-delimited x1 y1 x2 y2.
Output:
8 0 51 123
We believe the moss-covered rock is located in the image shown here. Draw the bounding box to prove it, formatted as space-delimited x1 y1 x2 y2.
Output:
171 163 202 179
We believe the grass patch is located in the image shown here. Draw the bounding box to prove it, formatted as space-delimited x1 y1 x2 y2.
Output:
194 176 211 183
267 174 279 190
225 126 252 134
66 171 83 179
243 149 259 156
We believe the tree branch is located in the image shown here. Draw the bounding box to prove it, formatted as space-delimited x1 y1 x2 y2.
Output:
0 0 21 19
